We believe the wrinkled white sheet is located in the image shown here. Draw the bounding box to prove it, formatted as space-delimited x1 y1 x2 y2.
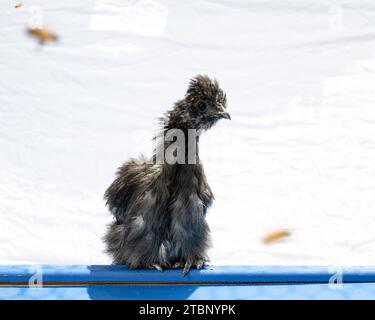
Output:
1 0 375 266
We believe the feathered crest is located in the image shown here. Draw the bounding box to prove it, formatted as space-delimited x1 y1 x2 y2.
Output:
186 75 226 107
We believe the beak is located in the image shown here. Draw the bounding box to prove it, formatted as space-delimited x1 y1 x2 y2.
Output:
218 111 231 120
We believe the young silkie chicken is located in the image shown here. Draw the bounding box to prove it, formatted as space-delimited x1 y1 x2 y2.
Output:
104 75 230 275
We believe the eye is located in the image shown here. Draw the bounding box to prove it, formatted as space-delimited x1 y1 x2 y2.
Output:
197 102 207 111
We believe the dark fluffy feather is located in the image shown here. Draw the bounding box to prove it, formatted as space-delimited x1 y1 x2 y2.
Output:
103 75 230 275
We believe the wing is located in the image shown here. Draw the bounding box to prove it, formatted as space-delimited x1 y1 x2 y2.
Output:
104 158 161 224
196 163 214 215
104 159 144 224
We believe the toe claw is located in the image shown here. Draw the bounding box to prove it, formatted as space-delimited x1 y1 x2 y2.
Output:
182 262 192 276
172 262 182 269
195 260 205 270
152 264 163 272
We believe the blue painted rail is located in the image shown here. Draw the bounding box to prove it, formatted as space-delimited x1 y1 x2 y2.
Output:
1 265 375 299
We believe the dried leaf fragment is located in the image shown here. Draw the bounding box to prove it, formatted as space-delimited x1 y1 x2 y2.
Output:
27 27 58 44
263 229 291 244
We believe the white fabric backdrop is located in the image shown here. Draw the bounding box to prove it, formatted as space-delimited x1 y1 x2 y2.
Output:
1 0 375 265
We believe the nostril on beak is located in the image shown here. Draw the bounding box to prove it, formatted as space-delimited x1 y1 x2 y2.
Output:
218 112 231 120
